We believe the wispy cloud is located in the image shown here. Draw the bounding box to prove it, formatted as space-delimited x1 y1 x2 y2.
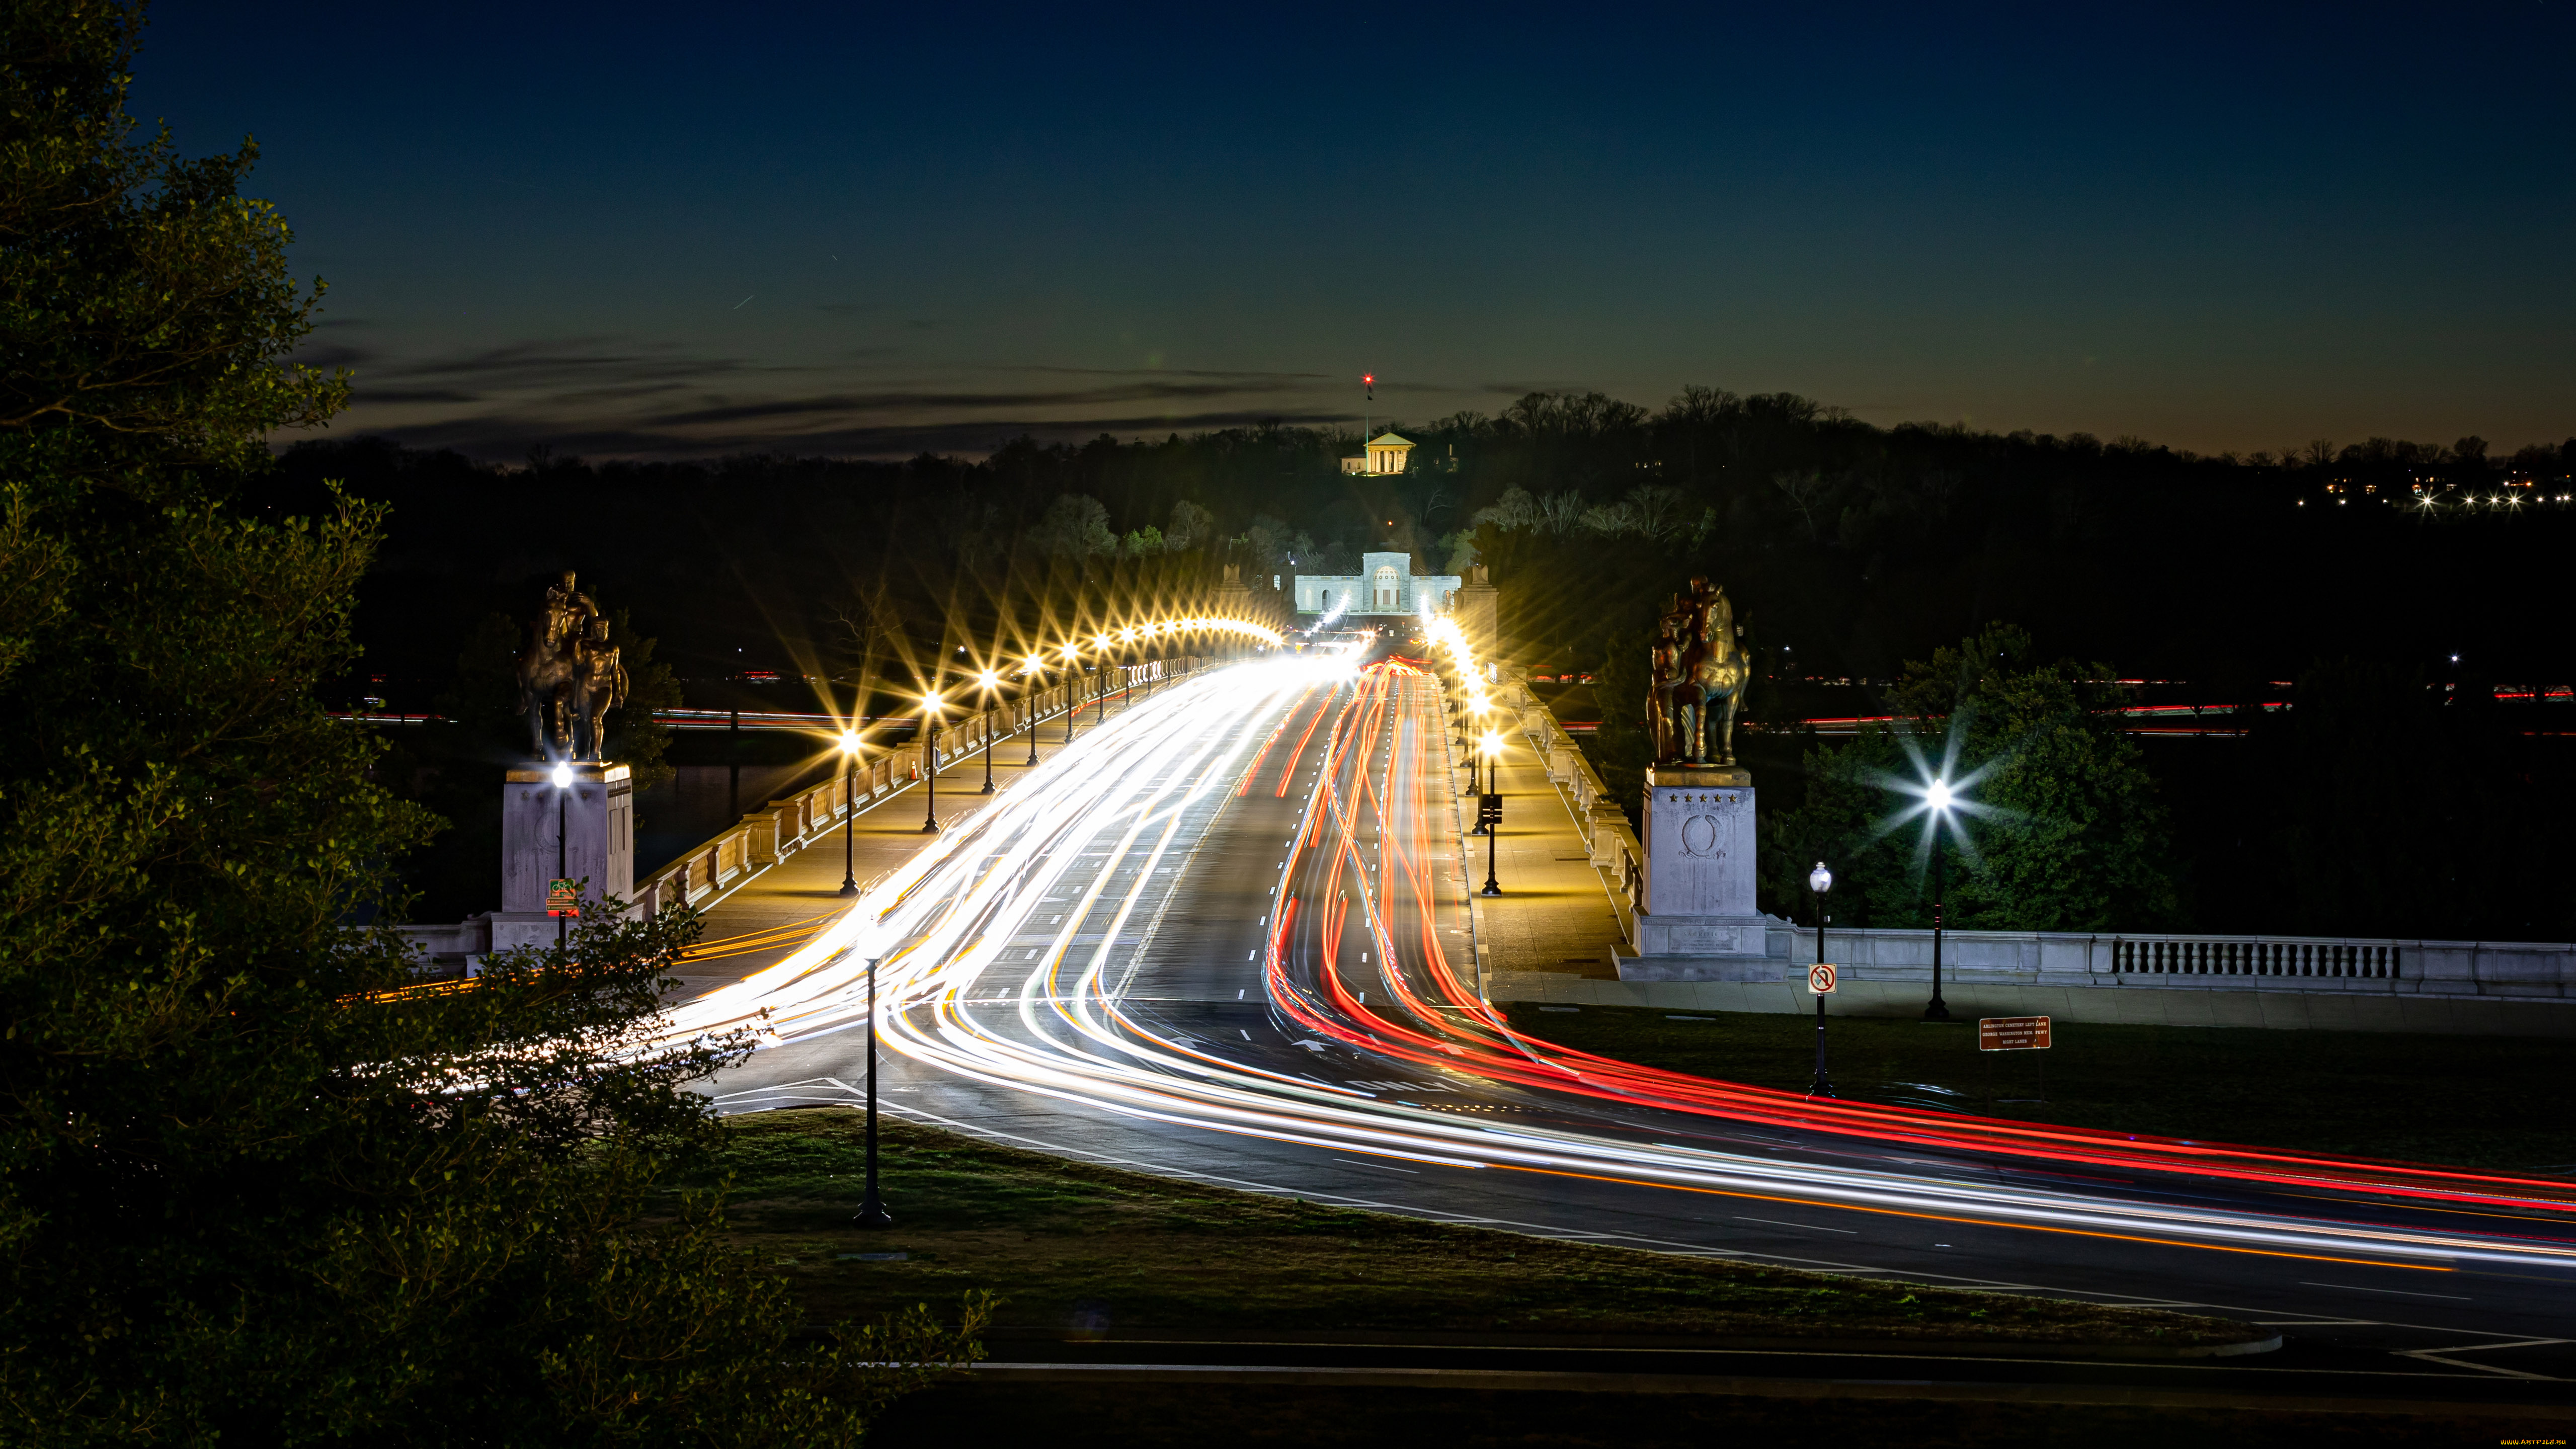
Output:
358 406 1352 460
315 334 1380 460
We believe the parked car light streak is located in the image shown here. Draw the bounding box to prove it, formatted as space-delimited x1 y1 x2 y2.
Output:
659 659 2576 1272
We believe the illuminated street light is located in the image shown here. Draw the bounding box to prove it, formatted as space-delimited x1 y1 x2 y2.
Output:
976 669 1002 794
919 688 944 834
1062 643 1081 744
1479 731 1503 896
838 730 863 895
1923 776 1959 1021
552 761 573 948
1021 655 1045 765
1808 862 1835 1097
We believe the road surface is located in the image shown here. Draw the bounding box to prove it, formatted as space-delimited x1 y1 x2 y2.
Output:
673 655 2576 1388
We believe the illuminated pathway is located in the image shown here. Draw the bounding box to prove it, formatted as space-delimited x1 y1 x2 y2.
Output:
678 655 2576 1379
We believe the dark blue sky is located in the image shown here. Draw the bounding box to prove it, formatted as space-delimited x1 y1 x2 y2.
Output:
138 2 2575 459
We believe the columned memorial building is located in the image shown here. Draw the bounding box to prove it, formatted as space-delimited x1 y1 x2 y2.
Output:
1293 551 1463 619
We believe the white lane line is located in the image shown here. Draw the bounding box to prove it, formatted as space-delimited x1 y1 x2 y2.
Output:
1331 1158 1420 1173
2390 1337 2570 1379
2296 1281 2473 1301
1735 1216 1858 1235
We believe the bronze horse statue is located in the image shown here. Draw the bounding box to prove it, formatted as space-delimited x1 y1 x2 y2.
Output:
516 571 596 760
1654 577 1750 767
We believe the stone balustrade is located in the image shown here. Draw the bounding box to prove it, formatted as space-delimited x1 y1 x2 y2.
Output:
1482 671 1648 934
1772 926 2576 998
1490 671 2576 1003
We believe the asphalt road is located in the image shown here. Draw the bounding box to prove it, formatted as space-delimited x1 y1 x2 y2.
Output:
687 653 2576 1396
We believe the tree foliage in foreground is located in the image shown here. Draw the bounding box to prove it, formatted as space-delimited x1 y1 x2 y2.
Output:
1760 625 2184 932
0 4 984 1441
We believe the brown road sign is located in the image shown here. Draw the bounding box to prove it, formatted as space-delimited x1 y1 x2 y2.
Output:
1807 963 1837 994
1978 1016 2051 1051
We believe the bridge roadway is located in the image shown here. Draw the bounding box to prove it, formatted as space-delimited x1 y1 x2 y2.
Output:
680 655 2576 1400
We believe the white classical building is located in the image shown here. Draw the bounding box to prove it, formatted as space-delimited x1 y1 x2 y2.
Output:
1293 550 1462 618
1339 432 1415 475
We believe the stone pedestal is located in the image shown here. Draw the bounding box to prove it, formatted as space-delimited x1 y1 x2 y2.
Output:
493 763 633 953
1622 764 1781 980
1455 565 1499 662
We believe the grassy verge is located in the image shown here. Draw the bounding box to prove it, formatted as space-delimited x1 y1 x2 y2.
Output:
1500 1004 2576 1171
696 1108 2252 1347
868 1382 2564 1449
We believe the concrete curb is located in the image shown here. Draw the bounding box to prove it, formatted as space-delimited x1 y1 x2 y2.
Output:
959 1361 2571 1418
981 1330 2282 1361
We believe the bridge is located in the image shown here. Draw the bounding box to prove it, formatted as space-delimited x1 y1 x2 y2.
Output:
404 599 2576 1386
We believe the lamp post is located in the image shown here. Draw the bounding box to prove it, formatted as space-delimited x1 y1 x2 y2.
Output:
919 689 942 834
976 669 1000 794
1808 861 1835 1097
1479 731 1502 897
1924 778 1954 1022
853 954 893 1228
1471 706 1489 803
837 730 862 896
1062 644 1081 743
552 761 572 948
1023 656 1044 765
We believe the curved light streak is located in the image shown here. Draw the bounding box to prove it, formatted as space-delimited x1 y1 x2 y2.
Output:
661 658 2576 1275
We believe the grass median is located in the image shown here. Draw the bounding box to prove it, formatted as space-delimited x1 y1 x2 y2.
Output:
1497 1003 2576 1171
693 1107 2254 1348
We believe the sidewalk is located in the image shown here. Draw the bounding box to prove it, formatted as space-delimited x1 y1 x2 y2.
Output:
1454 727 1629 986
667 694 1143 1000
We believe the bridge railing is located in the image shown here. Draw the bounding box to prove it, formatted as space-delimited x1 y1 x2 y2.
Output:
401 659 1209 970
1486 675 2576 1000
630 659 1203 918
1495 671 1646 940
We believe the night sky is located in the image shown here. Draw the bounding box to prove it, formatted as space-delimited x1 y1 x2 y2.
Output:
138 2 2575 461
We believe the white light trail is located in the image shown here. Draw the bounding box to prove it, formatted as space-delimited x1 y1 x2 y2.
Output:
663 659 2576 1276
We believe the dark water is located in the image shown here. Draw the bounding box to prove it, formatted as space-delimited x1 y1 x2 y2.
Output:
634 762 835 877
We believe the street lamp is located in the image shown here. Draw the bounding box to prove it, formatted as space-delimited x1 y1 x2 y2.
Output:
976 669 1001 794
1808 861 1835 1097
1023 655 1045 765
918 688 943 834
1061 642 1081 743
1094 632 1113 725
552 760 573 948
838 730 863 895
1470 704 1490 800
853 954 893 1228
1479 731 1503 896
1924 777 1954 1022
